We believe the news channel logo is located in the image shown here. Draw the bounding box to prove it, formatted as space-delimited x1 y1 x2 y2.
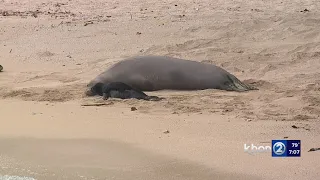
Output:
272 140 301 157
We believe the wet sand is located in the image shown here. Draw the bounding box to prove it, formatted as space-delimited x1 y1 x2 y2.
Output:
0 99 319 179
1 0 320 179
0 138 260 180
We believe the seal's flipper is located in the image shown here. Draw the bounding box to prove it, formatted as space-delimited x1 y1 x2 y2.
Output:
224 74 258 92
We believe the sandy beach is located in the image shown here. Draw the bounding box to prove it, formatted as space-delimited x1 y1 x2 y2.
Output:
0 0 319 179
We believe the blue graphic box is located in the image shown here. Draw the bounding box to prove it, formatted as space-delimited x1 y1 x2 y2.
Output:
272 140 301 157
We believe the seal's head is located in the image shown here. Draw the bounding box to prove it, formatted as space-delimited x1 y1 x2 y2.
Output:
85 82 105 96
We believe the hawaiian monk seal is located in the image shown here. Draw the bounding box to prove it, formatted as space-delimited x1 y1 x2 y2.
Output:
107 90 163 101
89 82 163 101
86 56 257 95
88 82 135 96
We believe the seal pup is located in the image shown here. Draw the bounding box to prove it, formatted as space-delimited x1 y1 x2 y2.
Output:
105 89 163 101
88 82 163 101
87 82 135 96
0 65 3 72
86 56 257 95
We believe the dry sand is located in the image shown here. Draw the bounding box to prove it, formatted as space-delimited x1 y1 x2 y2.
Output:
0 0 320 179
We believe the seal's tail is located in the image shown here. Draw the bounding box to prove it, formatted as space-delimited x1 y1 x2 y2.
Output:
225 74 258 92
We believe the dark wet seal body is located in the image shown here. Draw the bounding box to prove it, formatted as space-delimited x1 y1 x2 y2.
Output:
87 82 135 96
88 82 163 101
107 90 163 101
86 56 258 94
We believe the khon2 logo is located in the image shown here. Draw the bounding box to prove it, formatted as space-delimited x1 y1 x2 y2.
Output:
272 140 301 157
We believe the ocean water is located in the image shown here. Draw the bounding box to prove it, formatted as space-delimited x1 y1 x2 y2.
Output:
0 175 36 180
